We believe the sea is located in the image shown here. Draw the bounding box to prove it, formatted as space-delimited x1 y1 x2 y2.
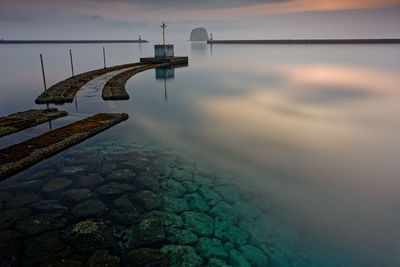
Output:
0 41 399 266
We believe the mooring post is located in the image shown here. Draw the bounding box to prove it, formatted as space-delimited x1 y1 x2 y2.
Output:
69 49 74 77
103 47 106 69
40 54 47 91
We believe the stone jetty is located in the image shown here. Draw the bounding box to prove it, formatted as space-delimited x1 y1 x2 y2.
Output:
102 63 165 100
0 108 67 137
35 63 143 104
0 113 128 180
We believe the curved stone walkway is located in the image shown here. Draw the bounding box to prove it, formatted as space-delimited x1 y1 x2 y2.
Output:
35 63 144 104
102 63 166 100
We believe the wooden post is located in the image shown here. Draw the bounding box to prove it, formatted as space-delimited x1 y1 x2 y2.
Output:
103 47 106 69
40 54 47 91
69 49 74 77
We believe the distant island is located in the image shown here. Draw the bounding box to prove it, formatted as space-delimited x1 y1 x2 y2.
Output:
207 39 400 44
0 40 148 44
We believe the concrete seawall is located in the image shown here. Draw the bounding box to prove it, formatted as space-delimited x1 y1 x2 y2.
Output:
207 39 400 44
0 40 148 44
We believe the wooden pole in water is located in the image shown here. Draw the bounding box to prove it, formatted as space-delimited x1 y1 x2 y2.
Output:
69 49 74 77
40 54 47 91
103 47 106 69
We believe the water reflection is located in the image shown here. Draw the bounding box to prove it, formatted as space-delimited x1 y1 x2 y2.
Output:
130 45 400 266
155 67 175 80
1 42 400 266
190 41 208 56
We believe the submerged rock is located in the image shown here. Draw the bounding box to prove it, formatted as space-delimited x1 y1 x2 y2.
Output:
107 169 135 182
0 208 31 229
123 248 168 267
134 173 160 192
109 209 138 226
208 257 232 267
162 196 189 213
193 174 214 186
6 193 40 209
39 259 83 267
16 215 64 237
214 186 240 204
27 169 57 181
229 249 251 267
214 216 248 245
75 173 105 187
166 228 198 245
99 162 118 176
258 244 291 267
63 188 91 203
129 215 165 247
22 231 65 266
181 180 198 193
160 179 186 197
237 219 267 244
161 245 203 267
120 157 151 171
86 249 121 267
233 200 263 220
149 162 172 179
64 220 117 254
113 194 135 211
0 179 44 192
42 178 73 193
132 190 162 211
184 193 209 212
97 182 134 196
224 242 235 251
239 245 268 266
171 168 193 182
59 165 88 175
182 211 214 236
29 199 68 217
198 185 221 206
209 201 239 224
110 194 139 225
144 211 184 231
0 191 12 202
72 199 106 218
0 230 22 264
196 237 228 260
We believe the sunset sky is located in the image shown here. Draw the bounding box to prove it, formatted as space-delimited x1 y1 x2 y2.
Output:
1 0 400 40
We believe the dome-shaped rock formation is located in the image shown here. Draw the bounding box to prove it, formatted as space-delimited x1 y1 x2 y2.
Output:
190 28 209 41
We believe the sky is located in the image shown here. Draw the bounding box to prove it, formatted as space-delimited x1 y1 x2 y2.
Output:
1 0 400 40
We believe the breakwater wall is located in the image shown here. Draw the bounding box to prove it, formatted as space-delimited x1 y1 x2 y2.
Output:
0 40 148 44
207 39 400 44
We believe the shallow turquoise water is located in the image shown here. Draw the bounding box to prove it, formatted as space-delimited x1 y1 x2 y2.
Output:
0 42 400 266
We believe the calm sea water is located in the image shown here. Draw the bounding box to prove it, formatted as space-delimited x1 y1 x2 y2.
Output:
0 42 399 266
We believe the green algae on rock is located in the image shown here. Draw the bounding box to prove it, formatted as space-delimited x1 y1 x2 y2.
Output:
64 220 117 254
